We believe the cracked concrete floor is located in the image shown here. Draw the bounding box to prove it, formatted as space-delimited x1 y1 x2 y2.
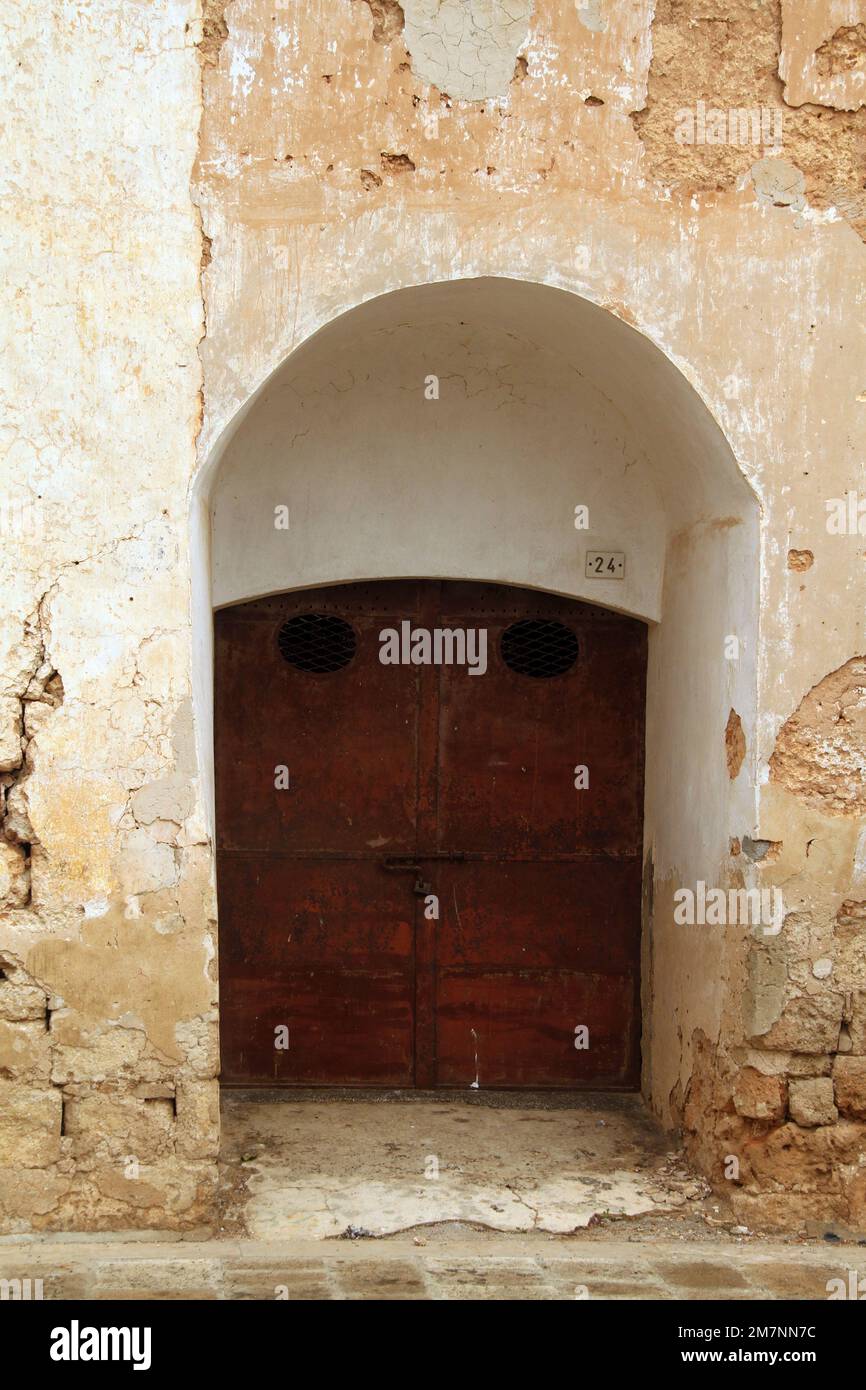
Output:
4 1094 864 1301
218 1090 713 1240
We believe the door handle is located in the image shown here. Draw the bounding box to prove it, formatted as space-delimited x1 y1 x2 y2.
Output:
380 857 436 897
381 857 422 873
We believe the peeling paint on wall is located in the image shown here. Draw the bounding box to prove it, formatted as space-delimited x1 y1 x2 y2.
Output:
781 0 866 111
770 657 866 814
400 0 533 101
634 0 866 241
725 710 747 780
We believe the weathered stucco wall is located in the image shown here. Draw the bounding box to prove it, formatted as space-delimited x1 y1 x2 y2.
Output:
1 0 865 1232
194 0 866 1229
0 1 216 1229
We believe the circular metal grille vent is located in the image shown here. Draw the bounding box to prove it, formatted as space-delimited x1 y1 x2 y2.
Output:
500 619 579 678
277 614 357 673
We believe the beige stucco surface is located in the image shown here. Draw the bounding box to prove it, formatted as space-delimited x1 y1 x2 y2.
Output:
781 0 866 110
0 0 217 1229
0 0 864 1232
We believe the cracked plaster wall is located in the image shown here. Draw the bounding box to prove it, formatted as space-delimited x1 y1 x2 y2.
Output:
197 0 866 1235
0 0 216 1231
401 1 533 102
1 0 865 1232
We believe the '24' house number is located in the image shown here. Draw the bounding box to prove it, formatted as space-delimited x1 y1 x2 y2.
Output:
585 551 625 579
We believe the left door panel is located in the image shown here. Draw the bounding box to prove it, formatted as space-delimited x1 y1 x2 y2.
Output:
215 584 422 1085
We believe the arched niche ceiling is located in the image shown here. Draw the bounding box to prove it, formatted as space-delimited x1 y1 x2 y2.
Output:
209 278 755 621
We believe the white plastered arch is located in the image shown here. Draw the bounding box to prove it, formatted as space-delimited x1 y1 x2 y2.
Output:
191 275 761 1117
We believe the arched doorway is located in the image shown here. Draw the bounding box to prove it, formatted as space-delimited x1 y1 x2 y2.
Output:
215 579 646 1088
194 275 760 1125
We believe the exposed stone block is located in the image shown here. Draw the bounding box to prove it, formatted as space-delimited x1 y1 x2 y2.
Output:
741 1120 862 1190
63 1092 175 1162
90 1160 218 1228
0 981 47 1022
3 782 34 843
833 1056 866 1119
0 840 29 907
732 1067 786 1122
175 1078 219 1159
50 1024 149 1085
770 657 866 814
730 1190 848 1230
0 1082 62 1167
0 695 23 771
849 991 866 1054
739 1050 832 1077
0 1019 51 1081
758 993 845 1053
789 1077 838 1128
0 1161 215 1233
845 1167 866 1235
174 1013 219 1078
0 1167 73 1225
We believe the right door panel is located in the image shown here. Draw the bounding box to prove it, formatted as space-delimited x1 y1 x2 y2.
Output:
428 583 646 1088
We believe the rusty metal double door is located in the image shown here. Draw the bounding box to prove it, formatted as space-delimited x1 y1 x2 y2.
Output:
216 580 646 1088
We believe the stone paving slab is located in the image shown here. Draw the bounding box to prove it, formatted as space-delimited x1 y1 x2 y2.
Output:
2 1234 864 1300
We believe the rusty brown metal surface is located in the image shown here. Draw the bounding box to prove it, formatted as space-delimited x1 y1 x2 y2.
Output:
216 580 646 1088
